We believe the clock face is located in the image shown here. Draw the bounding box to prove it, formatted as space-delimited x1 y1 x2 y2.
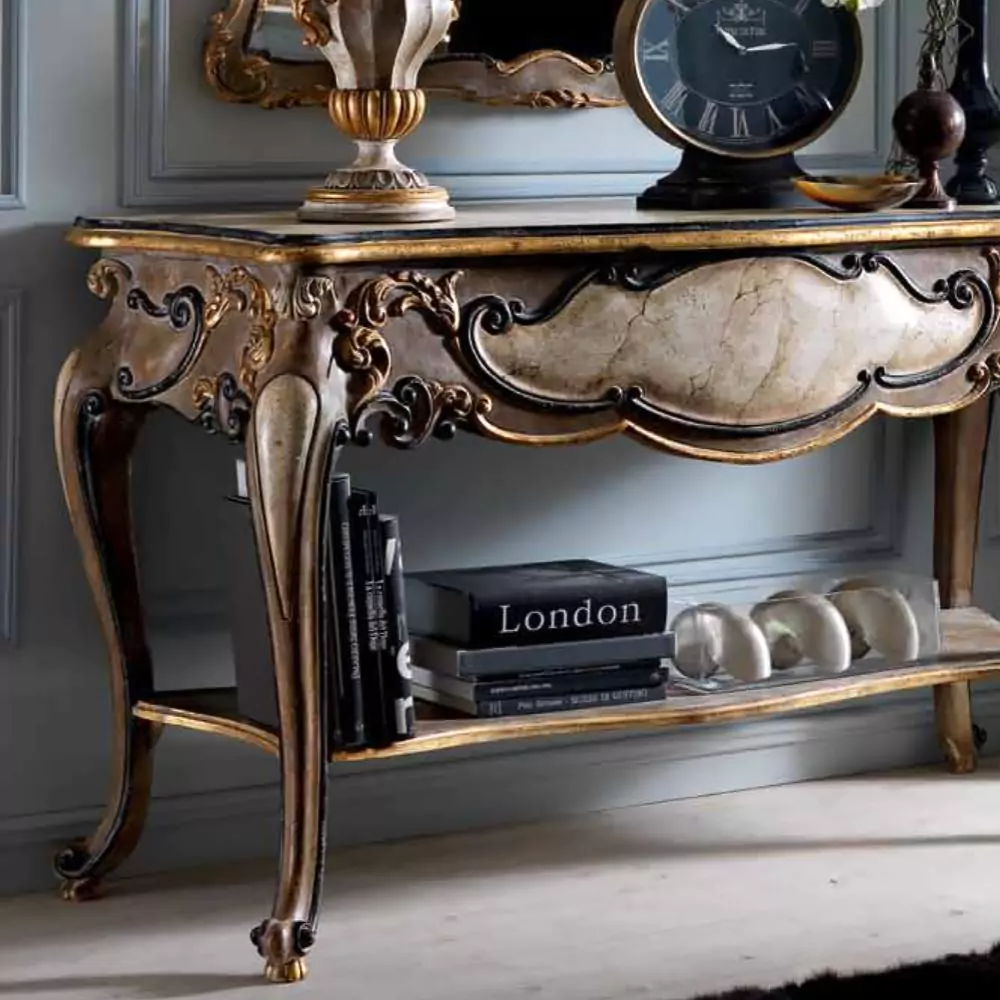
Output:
615 0 862 158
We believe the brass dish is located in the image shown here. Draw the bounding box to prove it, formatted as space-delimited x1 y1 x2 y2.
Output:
793 174 924 213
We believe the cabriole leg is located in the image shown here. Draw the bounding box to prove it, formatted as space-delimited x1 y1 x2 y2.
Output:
246 373 344 984
933 395 994 774
52 349 157 900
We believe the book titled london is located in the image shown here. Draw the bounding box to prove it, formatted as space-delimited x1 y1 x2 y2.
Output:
404 559 667 649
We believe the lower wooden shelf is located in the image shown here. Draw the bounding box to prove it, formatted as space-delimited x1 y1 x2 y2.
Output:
134 606 1000 762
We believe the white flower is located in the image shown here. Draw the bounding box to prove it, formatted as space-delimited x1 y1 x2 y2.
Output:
821 0 888 10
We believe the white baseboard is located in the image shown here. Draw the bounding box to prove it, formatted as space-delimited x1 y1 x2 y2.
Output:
3 683 998 897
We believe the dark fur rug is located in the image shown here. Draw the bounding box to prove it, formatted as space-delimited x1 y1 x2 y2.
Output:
693 942 1000 998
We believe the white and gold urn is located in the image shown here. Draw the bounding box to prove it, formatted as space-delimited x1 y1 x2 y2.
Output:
292 0 457 223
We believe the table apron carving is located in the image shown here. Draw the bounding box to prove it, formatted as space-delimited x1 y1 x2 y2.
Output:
84 245 1000 463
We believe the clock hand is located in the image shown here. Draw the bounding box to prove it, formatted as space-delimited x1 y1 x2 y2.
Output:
743 41 800 52
713 23 747 53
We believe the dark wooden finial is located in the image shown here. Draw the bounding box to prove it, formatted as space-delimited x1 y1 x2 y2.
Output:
893 53 967 210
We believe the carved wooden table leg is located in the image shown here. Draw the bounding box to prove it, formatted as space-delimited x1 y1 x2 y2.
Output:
52 347 158 900
933 394 995 774
246 372 346 983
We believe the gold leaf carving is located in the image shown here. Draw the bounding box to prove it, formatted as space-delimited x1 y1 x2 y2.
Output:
87 259 133 300
489 89 624 110
183 265 277 417
192 377 217 412
201 265 278 394
290 0 331 46
332 271 462 406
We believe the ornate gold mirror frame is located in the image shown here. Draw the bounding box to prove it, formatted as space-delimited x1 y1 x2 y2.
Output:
205 0 625 110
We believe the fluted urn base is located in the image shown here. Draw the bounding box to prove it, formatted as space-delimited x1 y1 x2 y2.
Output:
297 178 455 223
298 88 455 224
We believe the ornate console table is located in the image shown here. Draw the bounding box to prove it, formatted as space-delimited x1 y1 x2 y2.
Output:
58 200 1000 983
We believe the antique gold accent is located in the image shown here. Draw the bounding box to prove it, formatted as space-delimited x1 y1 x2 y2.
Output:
481 90 624 110
131 608 1000 762
469 397 990 466
333 270 462 407
134 699 278 754
66 217 1000 267
328 88 426 141
201 264 277 397
302 187 448 205
192 377 217 413
205 0 329 108
492 48 609 78
290 0 330 46
87 259 132 300
266 959 309 984
206 2 622 110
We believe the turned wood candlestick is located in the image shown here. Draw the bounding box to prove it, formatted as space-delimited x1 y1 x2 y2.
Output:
292 0 457 223
893 54 967 210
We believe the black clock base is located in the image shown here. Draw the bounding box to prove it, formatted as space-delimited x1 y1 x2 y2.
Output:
638 149 813 212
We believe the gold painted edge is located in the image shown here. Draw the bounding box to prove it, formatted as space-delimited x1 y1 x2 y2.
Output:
66 218 1000 266
303 187 451 205
475 387 992 466
133 701 279 755
133 606 1000 764
341 657 1000 761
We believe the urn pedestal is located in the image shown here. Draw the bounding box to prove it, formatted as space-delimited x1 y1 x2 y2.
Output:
293 0 456 223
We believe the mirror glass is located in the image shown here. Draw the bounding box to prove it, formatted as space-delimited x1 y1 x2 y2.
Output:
248 0 622 65
248 1 317 62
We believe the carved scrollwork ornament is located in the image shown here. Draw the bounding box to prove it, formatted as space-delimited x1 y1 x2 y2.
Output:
104 263 276 408
292 274 338 321
967 353 1000 389
351 375 490 448
454 249 1000 439
193 374 252 441
332 270 462 408
486 89 623 110
87 259 133 301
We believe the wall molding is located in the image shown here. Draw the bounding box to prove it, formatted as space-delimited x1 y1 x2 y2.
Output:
2 679 996 895
0 289 20 644
121 0 899 208
0 0 26 209
632 418 904 592
149 418 905 628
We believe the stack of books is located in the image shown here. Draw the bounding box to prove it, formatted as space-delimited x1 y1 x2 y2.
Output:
229 460 416 753
404 560 673 718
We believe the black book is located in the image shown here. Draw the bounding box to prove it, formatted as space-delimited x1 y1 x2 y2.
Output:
412 682 667 718
405 559 668 649
410 631 676 679
319 475 343 751
330 475 366 750
350 488 391 749
380 515 416 740
411 660 664 703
